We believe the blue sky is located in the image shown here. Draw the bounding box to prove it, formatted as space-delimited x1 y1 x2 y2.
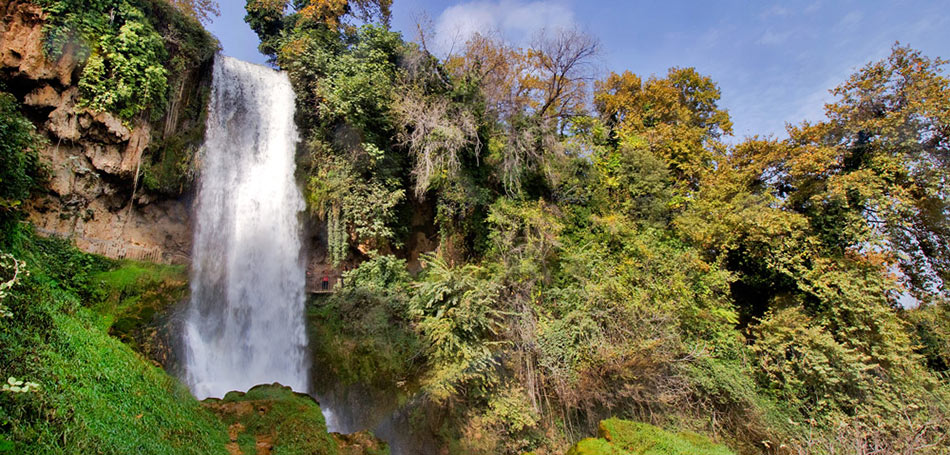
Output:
208 0 950 141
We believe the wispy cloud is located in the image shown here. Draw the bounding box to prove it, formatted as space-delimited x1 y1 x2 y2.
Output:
804 1 822 14
761 5 790 19
788 63 857 128
432 0 577 55
757 27 792 45
834 11 864 32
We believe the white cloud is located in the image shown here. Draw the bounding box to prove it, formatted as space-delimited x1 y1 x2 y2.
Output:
432 0 577 55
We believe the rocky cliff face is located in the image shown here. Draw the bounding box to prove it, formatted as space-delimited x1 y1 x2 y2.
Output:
1 1 211 264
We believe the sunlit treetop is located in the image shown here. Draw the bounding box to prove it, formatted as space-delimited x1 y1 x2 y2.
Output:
593 68 732 187
786 45 950 300
299 0 391 28
165 0 220 24
246 0 390 33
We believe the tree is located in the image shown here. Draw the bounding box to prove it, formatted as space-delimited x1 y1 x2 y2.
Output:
393 87 480 199
523 28 599 127
409 254 503 404
781 45 950 302
246 0 391 46
445 33 525 121
593 138 674 225
594 68 732 187
445 29 599 195
165 0 219 24
298 0 391 28
752 307 881 419
675 48 948 397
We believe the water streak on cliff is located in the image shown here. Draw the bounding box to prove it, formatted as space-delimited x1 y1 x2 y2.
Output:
182 56 309 399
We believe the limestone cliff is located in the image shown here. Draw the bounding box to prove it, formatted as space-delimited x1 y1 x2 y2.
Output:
0 0 215 264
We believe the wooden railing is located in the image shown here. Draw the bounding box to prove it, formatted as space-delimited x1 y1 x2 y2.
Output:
305 269 341 294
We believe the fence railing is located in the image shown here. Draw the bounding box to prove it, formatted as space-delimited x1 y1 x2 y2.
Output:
305 270 340 294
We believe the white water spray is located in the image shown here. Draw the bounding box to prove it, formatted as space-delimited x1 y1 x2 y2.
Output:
182 56 309 399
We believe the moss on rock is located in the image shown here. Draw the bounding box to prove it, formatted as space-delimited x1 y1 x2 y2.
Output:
203 384 389 455
566 419 735 455
90 260 189 366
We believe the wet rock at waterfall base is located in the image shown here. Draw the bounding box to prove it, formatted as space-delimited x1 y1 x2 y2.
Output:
202 384 389 455
332 431 390 455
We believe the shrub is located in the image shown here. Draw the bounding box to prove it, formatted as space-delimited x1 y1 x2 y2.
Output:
0 92 43 233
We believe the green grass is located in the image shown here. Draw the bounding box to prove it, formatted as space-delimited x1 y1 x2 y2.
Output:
566 438 623 455
0 228 227 454
566 419 736 455
37 313 228 454
91 261 185 302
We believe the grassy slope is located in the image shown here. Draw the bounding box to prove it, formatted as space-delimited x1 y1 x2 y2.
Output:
0 229 228 454
0 229 361 454
39 313 228 454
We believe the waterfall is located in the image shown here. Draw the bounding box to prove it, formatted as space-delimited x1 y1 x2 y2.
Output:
182 56 309 400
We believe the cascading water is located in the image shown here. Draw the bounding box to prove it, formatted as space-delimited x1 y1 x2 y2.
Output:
182 56 309 400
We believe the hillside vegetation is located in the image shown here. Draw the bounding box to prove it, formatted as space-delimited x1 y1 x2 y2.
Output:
249 1 950 453
1 0 948 454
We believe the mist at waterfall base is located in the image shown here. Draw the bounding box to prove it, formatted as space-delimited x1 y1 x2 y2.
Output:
181 56 310 400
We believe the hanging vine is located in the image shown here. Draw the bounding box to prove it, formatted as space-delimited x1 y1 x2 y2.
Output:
326 204 347 267
306 153 405 267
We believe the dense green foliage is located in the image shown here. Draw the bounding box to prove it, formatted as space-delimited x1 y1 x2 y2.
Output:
0 92 44 233
40 0 218 120
309 256 420 389
42 0 166 120
247 7 950 452
284 24 409 264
